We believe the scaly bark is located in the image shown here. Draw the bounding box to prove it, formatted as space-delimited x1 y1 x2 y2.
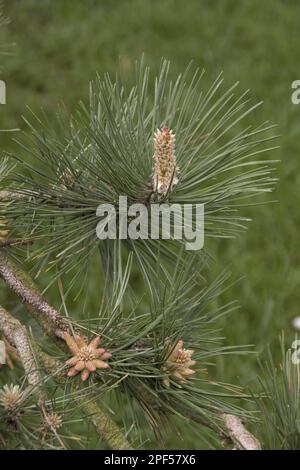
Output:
0 251 70 340
0 305 44 404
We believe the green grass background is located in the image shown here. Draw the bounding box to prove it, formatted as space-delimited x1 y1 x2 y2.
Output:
0 0 299 448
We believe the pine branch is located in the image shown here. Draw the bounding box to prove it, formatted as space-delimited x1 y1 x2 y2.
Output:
0 58 273 450
83 401 133 451
220 413 261 450
0 309 75 449
5 59 277 282
0 238 33 247
0 305 43 402
0 251 71 340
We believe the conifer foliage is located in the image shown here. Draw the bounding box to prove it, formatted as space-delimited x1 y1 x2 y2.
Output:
0 11 288 449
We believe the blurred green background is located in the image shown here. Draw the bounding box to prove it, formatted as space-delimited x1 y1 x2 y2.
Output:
0 0 299 448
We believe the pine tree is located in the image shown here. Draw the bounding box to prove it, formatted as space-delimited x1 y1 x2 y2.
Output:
1 12 294 449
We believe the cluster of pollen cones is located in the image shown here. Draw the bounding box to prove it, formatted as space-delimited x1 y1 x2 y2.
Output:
64 333 112 382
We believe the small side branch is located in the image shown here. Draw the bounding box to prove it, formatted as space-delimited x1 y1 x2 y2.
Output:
220 413 261 450
0 305 42 393
83 401 133 451
0 238 34 247
133 383 262 450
